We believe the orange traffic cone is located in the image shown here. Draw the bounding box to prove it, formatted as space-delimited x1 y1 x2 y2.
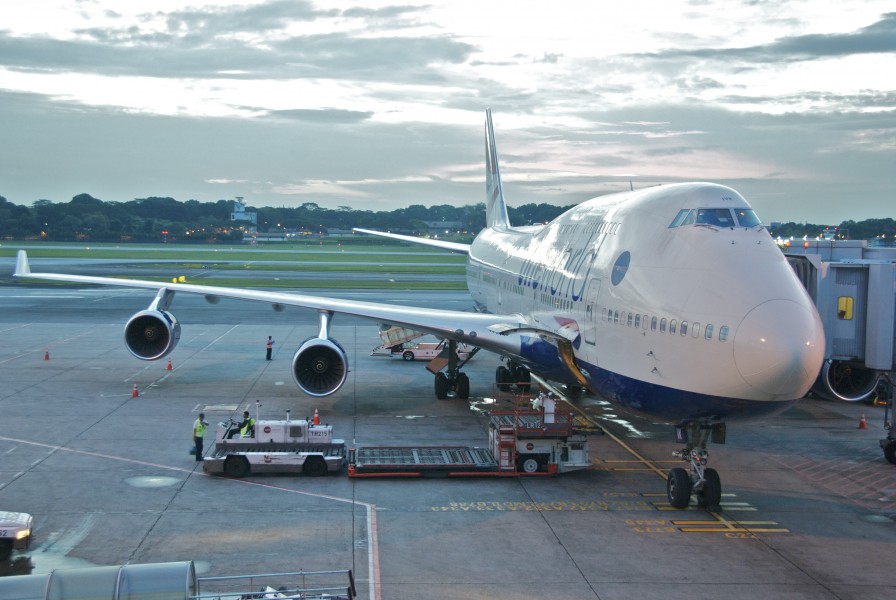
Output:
44 351 50 361
132 384 139 398
312 408 320 425
858 413 867 429
166 358 172 371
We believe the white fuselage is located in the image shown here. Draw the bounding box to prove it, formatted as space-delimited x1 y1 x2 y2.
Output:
466 182 825 421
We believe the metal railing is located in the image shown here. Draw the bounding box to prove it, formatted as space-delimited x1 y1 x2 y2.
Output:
194 569 355 600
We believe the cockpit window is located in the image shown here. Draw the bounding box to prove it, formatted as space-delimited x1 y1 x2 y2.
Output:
669 209 696 228
670 207 762 229
735 209 761 227
696 208 734 227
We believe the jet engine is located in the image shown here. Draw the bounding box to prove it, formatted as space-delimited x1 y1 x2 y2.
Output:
124 310 181 360
292 337 349 397
811 359 880 402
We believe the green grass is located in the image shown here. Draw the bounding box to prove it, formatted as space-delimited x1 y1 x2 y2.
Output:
121 276 467 290
0 241 466 264
2 241 469 289
131 263 463 274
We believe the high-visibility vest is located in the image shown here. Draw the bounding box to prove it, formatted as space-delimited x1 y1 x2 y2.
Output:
241 418 256 437
194 419 206 437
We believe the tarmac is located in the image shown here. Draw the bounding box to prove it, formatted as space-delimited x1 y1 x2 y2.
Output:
0 283 895 600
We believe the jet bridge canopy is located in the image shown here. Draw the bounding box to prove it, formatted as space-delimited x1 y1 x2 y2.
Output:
0 561 196 600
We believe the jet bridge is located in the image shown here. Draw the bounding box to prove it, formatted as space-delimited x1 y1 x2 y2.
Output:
0 561 356 600
784 240 896 402
0 561 196 600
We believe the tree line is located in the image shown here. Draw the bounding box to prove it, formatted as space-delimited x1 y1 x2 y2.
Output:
0 193 892 244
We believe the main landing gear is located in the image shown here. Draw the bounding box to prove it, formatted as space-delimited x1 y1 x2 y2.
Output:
434 339 477 400
495 360 531 393
433 350 532 402
666 420 726 511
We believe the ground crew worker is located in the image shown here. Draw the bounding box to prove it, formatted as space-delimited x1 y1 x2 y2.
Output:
265 336 274 360
227 410 256 439
193 413 209 461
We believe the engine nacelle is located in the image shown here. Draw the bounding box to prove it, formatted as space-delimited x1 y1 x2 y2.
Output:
811 359 880 402
124 310 181 360
292 337 349 397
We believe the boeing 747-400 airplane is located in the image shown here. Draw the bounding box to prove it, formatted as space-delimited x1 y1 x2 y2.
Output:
14 109 826 509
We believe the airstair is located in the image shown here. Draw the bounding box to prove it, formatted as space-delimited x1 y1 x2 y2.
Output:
371 326 426 355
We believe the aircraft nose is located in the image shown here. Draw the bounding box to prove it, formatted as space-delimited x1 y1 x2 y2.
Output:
733 299 825 398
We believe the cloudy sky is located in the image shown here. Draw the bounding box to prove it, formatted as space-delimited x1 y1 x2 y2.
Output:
1 1 894 223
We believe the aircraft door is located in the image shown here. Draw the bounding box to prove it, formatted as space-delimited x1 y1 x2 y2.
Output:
584 278 601 346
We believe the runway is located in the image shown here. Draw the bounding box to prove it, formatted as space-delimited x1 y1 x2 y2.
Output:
0 283 895 599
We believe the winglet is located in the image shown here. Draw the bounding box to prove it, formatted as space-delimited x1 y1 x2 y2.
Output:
14 250 30 276
485 109 511 229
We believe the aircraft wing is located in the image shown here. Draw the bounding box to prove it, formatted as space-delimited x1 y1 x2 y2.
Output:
13 249 539 355
352 228 470 254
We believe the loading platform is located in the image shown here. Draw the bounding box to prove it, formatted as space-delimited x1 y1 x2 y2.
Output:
348 408 590 478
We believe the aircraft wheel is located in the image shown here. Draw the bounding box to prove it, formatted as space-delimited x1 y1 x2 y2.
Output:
0 539 11 561
303 456 328 477
696 468 722 510
667 467 692 509
223 456 250 479
402 351 415 361
496 366 512 392
518 456 540 473
456 373 470 399
884 441 896 465
435 372 450 400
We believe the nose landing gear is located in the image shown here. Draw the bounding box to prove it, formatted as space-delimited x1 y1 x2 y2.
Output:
667 420 726 511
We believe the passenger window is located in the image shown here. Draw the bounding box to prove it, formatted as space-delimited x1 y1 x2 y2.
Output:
627 313 633 327
634 314 640 328
643 314 649 330
692 323 700 338
614 310 619 324
680 321 688 336
669 319 677 334
651 316 657 331
704 324 714 340
719 325 729 342
660 318 667 333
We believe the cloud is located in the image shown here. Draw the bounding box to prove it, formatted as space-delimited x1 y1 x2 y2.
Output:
0 0 473 85
640 12 896 63
154 0 326 36
0 1 893 225
263 108 373 123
